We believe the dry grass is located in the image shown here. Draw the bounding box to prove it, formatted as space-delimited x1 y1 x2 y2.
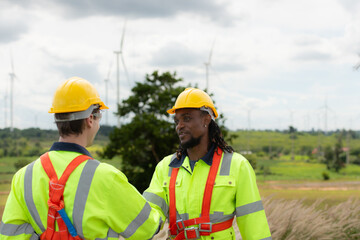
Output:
147 198 360 240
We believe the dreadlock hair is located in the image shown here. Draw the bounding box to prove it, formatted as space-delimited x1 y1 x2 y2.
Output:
176 111 234 159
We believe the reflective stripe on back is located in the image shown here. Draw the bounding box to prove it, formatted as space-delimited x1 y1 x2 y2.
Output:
24 158 101 238
24 161 45 232
73 160 100 238
120 202 152 238
0 221 35 236
219 152 233 176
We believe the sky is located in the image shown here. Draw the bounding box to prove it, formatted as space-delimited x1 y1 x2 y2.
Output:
1 0 360 131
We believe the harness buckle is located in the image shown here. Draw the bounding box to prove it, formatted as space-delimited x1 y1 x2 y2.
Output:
184 227 200 239
176 219 185 232
199 222 213 232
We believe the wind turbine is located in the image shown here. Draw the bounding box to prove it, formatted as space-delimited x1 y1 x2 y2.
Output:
9 51 17 132
4 91 8 128
104 61 113 126
204 40 215 90
318 96 333 134
114 21 129 127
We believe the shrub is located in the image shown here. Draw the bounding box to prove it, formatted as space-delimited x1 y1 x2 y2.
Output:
14 159 30 171
322 171 330 181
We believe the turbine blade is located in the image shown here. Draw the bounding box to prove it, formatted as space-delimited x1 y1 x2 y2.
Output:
208 39 216 64
10 50 15 73
120 20 127 51
121 55 130 85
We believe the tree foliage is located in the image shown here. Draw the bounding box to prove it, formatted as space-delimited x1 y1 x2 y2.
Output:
102 71 185 192
102 71 234 192
324 132 346 172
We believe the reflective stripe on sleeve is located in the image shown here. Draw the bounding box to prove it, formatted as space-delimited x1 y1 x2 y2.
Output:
219 152 233 176
236 200 264 217
120 202 152 238
95 228 119 240
143 192 169 217
73 160 100 238
0 221 35 236
24 161 45 232
260 237 272 240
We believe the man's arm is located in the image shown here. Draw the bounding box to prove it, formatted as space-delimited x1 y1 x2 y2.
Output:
0 170 38 239
235 156 272 240
101 166 163 240
143 159 169 226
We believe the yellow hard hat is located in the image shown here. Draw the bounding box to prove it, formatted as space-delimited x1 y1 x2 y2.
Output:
49 77 108 113
167 88 218 119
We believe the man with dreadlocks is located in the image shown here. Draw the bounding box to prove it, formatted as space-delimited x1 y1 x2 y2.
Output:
144 88 272 240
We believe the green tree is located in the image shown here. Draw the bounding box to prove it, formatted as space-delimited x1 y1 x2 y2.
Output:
103 71 185 192
103 71 234 192
324 133 345 172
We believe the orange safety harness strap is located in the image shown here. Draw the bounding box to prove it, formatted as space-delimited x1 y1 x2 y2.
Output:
168 148 233 239
39 152 91 240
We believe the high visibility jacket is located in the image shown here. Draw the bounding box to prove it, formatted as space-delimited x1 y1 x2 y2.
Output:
143 147 272 240
0 142 162 240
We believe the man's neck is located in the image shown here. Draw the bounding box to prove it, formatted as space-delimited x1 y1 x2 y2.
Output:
59 135 87 148
187 142 209 161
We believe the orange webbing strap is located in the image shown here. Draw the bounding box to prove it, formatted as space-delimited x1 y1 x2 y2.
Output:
39 152 91 240
201 148 222 219
169 167 179 236
169 148 231 239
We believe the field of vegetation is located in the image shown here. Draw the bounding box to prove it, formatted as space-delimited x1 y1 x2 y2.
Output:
1 128 360 239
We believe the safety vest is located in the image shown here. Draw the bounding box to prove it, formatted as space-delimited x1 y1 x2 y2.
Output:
144 147 272 240
1 143 162 240
168 148 233 239
39 152 89 240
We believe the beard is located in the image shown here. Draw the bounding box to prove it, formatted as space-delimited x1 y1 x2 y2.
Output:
181 135 202 149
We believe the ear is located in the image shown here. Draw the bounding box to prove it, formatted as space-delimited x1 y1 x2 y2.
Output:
85 115 93 128
203 113 212 126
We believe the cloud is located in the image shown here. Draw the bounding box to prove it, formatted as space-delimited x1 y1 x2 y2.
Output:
53 62 102 85
292 51 332 61
150 42 203 67
0 8 29 44
4 0 233 24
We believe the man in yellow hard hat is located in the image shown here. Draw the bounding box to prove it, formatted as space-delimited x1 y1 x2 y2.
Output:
0 77 162 239
144 88 272 239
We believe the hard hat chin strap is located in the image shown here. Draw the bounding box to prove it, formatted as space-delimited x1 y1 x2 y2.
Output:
200 106 215 121
54 105 99 122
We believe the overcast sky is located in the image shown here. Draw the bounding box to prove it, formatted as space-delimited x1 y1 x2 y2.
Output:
1 0 360 131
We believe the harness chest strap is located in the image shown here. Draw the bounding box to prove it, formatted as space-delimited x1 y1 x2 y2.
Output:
39 152 91 240
168 148 233 239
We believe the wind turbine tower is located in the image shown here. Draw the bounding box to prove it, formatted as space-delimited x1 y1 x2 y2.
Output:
9 53 16 132
204 40 215 90
4 92 8 128
113 21 128 127
104 62 112 126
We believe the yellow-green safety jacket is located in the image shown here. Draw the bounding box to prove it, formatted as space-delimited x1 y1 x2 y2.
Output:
144 145 272 240
0 142 162 240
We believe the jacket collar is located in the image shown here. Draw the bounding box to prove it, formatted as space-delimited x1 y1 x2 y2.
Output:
169 143 216 168
49 142 93 158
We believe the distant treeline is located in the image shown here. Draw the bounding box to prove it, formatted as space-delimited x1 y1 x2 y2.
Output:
0 126 115 141
0 126 115 157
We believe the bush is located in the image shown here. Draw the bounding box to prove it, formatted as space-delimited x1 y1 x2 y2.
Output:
14 159 30 171
322 171 330 181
